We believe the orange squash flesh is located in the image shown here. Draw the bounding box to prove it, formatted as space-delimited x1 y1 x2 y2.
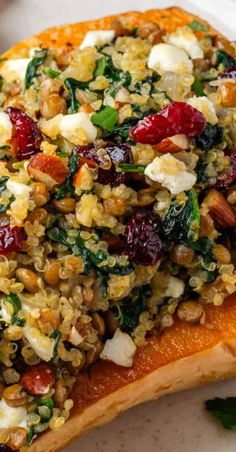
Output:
72 293 236 414
3 7 236 451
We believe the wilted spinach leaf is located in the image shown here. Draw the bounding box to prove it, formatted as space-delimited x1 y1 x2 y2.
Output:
64 78 89 112
195 123 224 151
216 50 236 69
55 154 79 199
163 189 200 243
25 48 48 89
117 286 151 332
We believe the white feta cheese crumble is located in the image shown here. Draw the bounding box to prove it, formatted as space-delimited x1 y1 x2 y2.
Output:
166 26 203 59
164 276 185 298
0 58 31 83
187 96 218 124
23 326 55 362
6 180 31 197
59 112 97 145
148 43 193 74
0 111 13 145
100 328 137 367
80 30 115 49
144 153 196 195
0 399 27 429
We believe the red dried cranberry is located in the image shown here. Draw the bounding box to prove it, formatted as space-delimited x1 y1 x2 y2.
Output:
124 209 162 266
0 225 22 255
129 102 206 144
74 143 132 186
219 67 236 79
6 107 42 161
215 149 236 188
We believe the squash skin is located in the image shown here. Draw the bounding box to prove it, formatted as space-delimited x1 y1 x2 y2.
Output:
2 7 236 451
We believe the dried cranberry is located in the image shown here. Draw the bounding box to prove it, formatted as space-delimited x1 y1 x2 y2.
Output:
0 225 22 255
129 102 206 144
21 363 55 395
215 149 236 188
74 143 133 186
124 209 162 266
219 66 236 79
6 107 42 161
0 445 13 451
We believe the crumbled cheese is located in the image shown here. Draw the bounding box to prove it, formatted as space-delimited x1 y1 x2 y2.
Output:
164 276 185 298
0 58 31 82
166 26 203 59
148 43 193 74
23 326 55 362
80 30 115 49
100 328 137 367
0 399 27 429
144 153 196 195
59 112 97 145
6 179 31 197
187 96 218 124
0 112 13 145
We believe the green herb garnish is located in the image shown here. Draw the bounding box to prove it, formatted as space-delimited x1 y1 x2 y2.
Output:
25 48 47 89
205 397 236 430
91 106 118 132
3 293 21 314
192 79 204 97
43 67 61 78
117 163 146 173
189 20 208 32
56 150 69 158
95 56 107 76
64 77 89 112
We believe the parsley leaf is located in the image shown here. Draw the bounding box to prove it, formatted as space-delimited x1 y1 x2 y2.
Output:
64 78 89 112
192 79 204 97
205 397 236 430
189 20 208 31
25 48 47 89
95 57 107 76
91 106 118 132
43 67 61 78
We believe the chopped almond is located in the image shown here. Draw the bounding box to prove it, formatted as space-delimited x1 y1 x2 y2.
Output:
153 134 188 154
28 154 68 189
203 189 236 228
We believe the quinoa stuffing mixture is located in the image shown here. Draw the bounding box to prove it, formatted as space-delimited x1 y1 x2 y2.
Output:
0 16 236 450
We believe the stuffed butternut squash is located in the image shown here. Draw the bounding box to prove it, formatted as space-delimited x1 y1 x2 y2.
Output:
0 7 236 451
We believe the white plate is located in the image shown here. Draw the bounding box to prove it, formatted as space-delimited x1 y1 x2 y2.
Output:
0 1 236 451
